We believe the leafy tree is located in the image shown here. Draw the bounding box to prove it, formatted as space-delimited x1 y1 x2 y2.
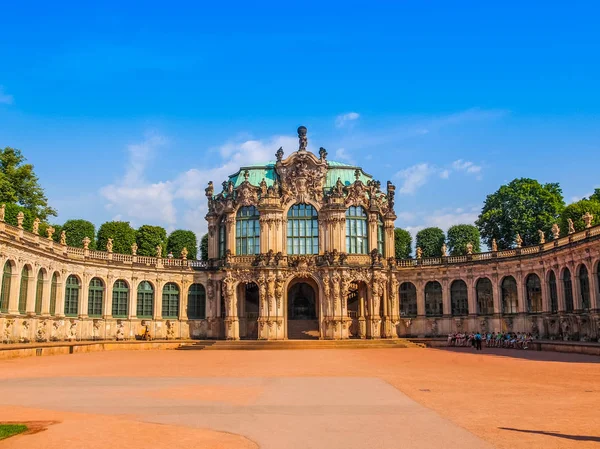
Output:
61 219 96 249
447 224 481 255
559 199 600 235
0 147 56 220
394 228 412 259
38 222 62 242
200 233 208 260
589 188 600 203
416 227 445 258
4 203 34 230
136 225 168 257
167 230 197 259
97 221 136 254
476 178 564 249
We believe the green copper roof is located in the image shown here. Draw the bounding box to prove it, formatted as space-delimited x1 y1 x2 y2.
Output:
228 160 373 189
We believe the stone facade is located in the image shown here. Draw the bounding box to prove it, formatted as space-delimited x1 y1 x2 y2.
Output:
1 127 599 343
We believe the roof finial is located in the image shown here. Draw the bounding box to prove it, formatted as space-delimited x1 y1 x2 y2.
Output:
354 169 361 181
297 126 307 151
243 169 249 182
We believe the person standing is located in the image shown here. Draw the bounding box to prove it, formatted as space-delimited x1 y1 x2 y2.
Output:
475 332 482 351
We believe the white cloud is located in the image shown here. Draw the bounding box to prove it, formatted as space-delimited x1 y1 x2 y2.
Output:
0 86 13 105
335 112 360 128
396 163 436 195
439 169 450 179
452 159 482 174
334 148 354 164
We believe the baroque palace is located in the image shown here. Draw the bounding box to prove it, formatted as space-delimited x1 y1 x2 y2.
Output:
1 126 600 343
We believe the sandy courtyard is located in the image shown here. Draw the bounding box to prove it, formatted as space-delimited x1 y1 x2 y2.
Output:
0 347 598 449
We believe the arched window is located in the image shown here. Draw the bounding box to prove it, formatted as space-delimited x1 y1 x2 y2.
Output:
548 271 558 313
218 219 227 258
162 283 180 319
64 275 81 317
0 261 12 313
49 273 58 316
399 282 417 317
425 281 443 317
88 277 104 317
236 206 260 255
35 269 44 315
18 266 31 314
377 216 385 255
476 278 493 315
579 265 590 311
563 268 574 312
287 204 318 255
451 280 468 316
187 283 206 319
137 281 154 318
501 276 518 314
526 274 542 313
112 280 129 318
346 206 368 254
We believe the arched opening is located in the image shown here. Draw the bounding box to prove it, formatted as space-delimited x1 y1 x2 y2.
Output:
347 280 368 338
562 268 574 312
137 281 154 319
187 283 206 319
236 206 260 255
526 274 542 313
162 282 180 319
35 269 45 315
18 265 31 314
0 261 13 313
287 278 318 339
345 206 368 254
49 272 58 316
451 280 469 316
399 282 417 317
548 270 558 313
238 282 259 339
88 277 105 317
64 275 81 317
579 265 590 311
287 204 318 255
476 278 493 315
112 279 129 318
501 276 518 314
425 281 443 317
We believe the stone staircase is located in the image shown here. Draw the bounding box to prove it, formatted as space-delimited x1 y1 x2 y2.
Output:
177 339 424 351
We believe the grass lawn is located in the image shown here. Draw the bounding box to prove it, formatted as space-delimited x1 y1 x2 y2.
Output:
0 424 27 440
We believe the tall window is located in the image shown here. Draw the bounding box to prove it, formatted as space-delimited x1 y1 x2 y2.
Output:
18 266 30 314
579 265 590 311
137 281 154 318
188 283 206 319
377 217 385 255
35 270 44 315
49 273 58 315
0 261 12 313
236 206 260 255
525 274 542 313
218 219 227 258
287 204 318 255
162 283 180 319
502 276 519 314
64 275 80 317
476 278 494 315
112 280 129 318
451 280 469 316
346 206 368 254
88 277 104 317
425 281 443 317
563 268 574 312
548 271 558 313
399 282 417 317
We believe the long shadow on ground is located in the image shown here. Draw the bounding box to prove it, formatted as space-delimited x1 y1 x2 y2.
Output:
431 347 600 363
499 427 600 443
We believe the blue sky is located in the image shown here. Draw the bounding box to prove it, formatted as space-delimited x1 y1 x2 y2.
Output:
1 1 599 241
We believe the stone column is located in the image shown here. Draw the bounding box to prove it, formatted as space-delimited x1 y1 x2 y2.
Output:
154 279 164 320
589 265 599 312
368 214 378 253
129 277 139 319
572 267 582 312
79 274 89 318
226 216 236 255
557 269 566 312
179 281 189 321
223 275 239 340
416 281 425 317
540 271 550 313
40 276 52 316
7 271 20 315
25 273 36 315
358 294 366 339
517 274 526 314
442 279 451 317
467 277 477 316
54 277 66 318
492 276 502 315
103 277 114 319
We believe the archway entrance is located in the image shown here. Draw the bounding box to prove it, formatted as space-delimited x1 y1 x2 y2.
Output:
287 280 319 340
238 282 259 339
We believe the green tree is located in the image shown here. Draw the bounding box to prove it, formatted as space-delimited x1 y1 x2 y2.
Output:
4 203 34 230
136 225 168 257
416 227 445 258
588 188 600 203
447 224 481 255
38 222 61 242
559 199 600 235
200 233 209 260
0 147 56 220
61 219 96 249
167 230 197 259
476 178 564 249
394 228 412 259
97 221 136 254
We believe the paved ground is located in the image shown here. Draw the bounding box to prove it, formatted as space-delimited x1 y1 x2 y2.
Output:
0 347 598 448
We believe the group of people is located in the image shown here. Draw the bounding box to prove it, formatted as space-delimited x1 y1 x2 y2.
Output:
447 332 535 350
